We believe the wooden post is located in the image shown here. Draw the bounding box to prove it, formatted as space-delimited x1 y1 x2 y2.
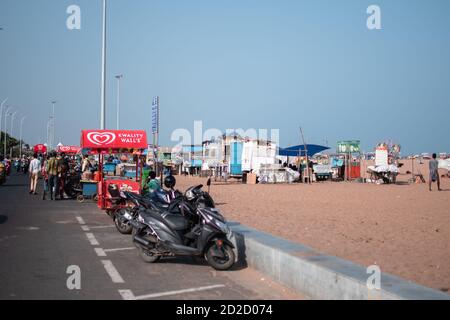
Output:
300 127 310 184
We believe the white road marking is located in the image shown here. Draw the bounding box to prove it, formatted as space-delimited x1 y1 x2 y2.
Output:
76 216 86 225
94 248 107 257
118 290 136 300
104 247 136 253
81 226 90 232
89 225 115 229
101 260 125 283
85 233 99 246
16 227 39 231
121 284 226 300
55 221 73 224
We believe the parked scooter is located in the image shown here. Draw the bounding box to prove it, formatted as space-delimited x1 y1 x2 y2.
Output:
123 178 236 270
128 201 235 270
63 169 82 199
106 182 177 235
110 176 214 235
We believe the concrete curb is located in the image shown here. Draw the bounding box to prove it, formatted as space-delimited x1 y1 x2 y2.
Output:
228 222 450 300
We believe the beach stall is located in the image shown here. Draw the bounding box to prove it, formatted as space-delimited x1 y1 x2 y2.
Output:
272 144 330 183
80 130 148 210
337 140 362 181
241 139 277 173
366 143 400 184
181 145 203 175
439 159 450 178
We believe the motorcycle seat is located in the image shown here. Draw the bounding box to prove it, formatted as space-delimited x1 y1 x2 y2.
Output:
142 209 189 231
163 214 189 231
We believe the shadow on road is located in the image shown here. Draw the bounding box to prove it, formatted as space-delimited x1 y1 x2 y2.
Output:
1 184 28 188
156 233 248 272
0 215 8 224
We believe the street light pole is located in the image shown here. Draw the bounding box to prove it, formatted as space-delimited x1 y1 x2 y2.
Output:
4 106 12 158
100 0 107 129
0 98 8 135
50 101 57 150
115 74 123 130
19 116 26 159
46 117 52 149
10 111 17 158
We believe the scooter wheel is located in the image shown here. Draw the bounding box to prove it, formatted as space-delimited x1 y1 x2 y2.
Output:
77 195 85 203
114 210 133 235
205 243 235 271
138 247 161 263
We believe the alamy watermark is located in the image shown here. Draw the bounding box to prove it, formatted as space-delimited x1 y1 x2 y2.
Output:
170 120 280 148
367 5 382 30
65 5 381 31
367 265 381 300
66 265 81 290
66 5 81 30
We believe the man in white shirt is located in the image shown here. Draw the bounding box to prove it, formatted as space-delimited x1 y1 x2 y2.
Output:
29 153 41 195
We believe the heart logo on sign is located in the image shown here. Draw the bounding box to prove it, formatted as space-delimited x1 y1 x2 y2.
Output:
87 132 116 146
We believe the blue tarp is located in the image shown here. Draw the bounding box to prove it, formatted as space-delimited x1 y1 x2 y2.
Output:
278 144 330 157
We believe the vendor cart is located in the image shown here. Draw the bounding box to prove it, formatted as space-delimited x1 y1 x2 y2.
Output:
77 180 98 202
80 130 148 211
367 165 399 184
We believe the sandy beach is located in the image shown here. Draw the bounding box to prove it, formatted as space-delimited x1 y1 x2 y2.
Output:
175 159 450 293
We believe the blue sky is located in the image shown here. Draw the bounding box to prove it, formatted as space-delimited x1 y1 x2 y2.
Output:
0 0 449 154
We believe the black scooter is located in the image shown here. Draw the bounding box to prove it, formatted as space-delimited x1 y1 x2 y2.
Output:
125 190 236 270
111 182 215 235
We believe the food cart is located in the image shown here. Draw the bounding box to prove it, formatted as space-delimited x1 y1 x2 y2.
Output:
80 130 148 210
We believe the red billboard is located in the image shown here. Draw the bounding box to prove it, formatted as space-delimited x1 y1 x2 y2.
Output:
56 145 81 154
80 130 148 150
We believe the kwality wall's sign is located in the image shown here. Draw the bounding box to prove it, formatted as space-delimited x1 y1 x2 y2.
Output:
81 130 148 149
151 96 159 134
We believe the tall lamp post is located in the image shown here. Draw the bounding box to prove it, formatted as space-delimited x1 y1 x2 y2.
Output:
115 74 123 130
46 117 52 149
49 100 57 150
4 107 12 158
10 111 17 158
19 116 26 159
0 98 8 135
100 0 107 129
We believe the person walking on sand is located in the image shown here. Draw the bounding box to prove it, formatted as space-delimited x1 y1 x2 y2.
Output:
429 153 441 191
29 153 41 195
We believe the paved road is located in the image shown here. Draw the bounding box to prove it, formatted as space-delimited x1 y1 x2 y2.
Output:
0 174 302 300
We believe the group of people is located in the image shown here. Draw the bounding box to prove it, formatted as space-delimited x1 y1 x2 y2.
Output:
23 151 73 200
1 154 33 185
